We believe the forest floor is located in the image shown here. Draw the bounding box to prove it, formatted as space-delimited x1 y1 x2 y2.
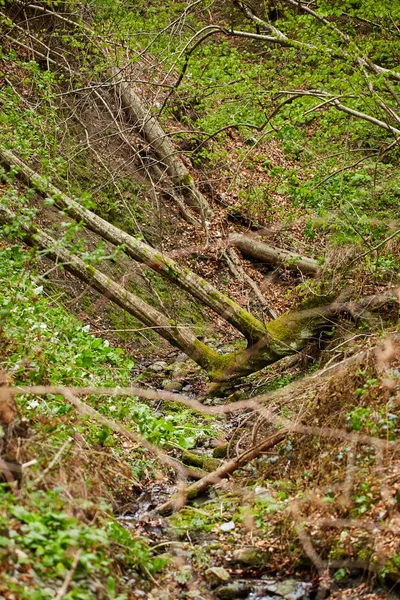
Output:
1 1 400 599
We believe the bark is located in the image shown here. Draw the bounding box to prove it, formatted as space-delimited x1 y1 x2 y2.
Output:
230 234 319 275
0 148 266 344
206 302 346 384
113 68 211 218
156 430 287 515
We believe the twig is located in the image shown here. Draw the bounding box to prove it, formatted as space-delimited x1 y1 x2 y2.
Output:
55 549 82 600
33 438 73 486
155 430 287 515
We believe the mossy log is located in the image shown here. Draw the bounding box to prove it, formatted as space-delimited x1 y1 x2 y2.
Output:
0 148 266 344
1 205 395 385
230 234 319 275
181 451 221 472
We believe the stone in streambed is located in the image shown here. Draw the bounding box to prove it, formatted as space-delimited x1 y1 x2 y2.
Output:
204 567 231 587
233 546 270 567
262 579 312 600
215 581 279 599
149 361 168 372
215 578 311 600
163 380 183 392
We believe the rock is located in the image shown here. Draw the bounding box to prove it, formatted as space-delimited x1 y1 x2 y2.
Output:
262 579 312 600
216 582 252 599
149 361 168 372
163 380 183 392
215 579 311 600
233 546 270 567
220 521 235 532
205 567 231 587
216 581 277 599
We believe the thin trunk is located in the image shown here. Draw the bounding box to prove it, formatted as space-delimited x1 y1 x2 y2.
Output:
230 234 319 275
114 68 211 218
0 205 220 373
0 148 267 343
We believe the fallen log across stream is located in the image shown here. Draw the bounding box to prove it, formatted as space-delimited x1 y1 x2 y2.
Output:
154 430 288 515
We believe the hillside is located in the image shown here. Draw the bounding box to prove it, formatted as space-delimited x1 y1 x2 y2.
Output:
1 1 400 599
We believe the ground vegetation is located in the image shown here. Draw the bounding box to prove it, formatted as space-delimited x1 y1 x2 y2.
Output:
1 1 400 598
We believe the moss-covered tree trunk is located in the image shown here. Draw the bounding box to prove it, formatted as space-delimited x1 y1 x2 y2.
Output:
0 204 349 385
0 148 266 344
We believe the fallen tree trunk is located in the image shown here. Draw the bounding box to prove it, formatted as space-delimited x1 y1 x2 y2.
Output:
0 205 337 382
155 429 287 515
230 234 319 275
1 206 394 384
0 204 223 372
114 68 211 218
0 148 266 344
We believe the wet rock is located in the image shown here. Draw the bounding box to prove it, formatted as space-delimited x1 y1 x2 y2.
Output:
216 579 311 600
205 567 231 587
261 579 312 600
216 581 252 599
233 546 270 567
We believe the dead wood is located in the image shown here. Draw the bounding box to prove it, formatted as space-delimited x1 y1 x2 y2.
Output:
0 148 267 344
0 199 397 383
155 430 287 515
114 68 211 218
230 234 319 275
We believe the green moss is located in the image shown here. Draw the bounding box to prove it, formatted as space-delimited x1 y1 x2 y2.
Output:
181 451 221 472
207 291 266 340
191 338 222 372
181 172 193 185
266 307 330 354
86 265 96 276
212 443 228 458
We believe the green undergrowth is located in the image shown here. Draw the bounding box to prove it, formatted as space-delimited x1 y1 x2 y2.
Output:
0 487 166 600
0 242 219 598
88 0 400 242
